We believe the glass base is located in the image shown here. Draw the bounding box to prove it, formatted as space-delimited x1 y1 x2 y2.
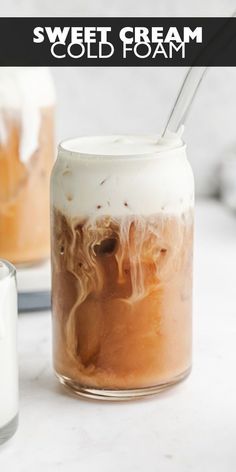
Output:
56 367 191 401
0 414 18 445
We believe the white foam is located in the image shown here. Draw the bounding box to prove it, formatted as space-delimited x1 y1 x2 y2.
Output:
62 132 183 155
0 261 18 429
0 67 55 109
52 134 194 219
0 68 55 163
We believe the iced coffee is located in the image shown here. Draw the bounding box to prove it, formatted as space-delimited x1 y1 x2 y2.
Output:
0 68 55 266
51 135 194 399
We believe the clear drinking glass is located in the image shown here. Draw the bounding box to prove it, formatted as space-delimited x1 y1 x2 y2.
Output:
51 135 194 400
0 68 55 266
0 259 18 443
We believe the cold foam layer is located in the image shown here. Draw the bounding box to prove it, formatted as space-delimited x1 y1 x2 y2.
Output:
0 68 55 109
53 134 194 219
0 261 18 428
62 132 184 155
0 68 55 162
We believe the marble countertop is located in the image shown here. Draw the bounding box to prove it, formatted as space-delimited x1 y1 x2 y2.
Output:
1 200 236 472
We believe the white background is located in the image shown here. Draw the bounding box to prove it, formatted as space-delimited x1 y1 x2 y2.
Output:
1 0 236 195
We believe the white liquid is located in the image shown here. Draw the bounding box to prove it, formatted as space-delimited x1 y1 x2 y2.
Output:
0 261 18 429
53 134 194 219
0 67 55 163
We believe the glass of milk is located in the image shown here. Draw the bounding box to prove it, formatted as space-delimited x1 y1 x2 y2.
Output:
0 259 18 443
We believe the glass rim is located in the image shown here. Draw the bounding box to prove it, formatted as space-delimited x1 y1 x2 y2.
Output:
0 259 16 282
58 134 186 161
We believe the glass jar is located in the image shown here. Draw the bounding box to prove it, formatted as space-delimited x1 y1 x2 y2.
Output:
0 259 18 444
0 68 55 266
51 135 194 400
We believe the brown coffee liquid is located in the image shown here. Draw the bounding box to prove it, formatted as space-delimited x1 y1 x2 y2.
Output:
52 208 193 389
0 108 54 265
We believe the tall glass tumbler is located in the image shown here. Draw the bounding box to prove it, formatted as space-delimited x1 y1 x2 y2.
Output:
0 67 55 266
51 135 194 400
